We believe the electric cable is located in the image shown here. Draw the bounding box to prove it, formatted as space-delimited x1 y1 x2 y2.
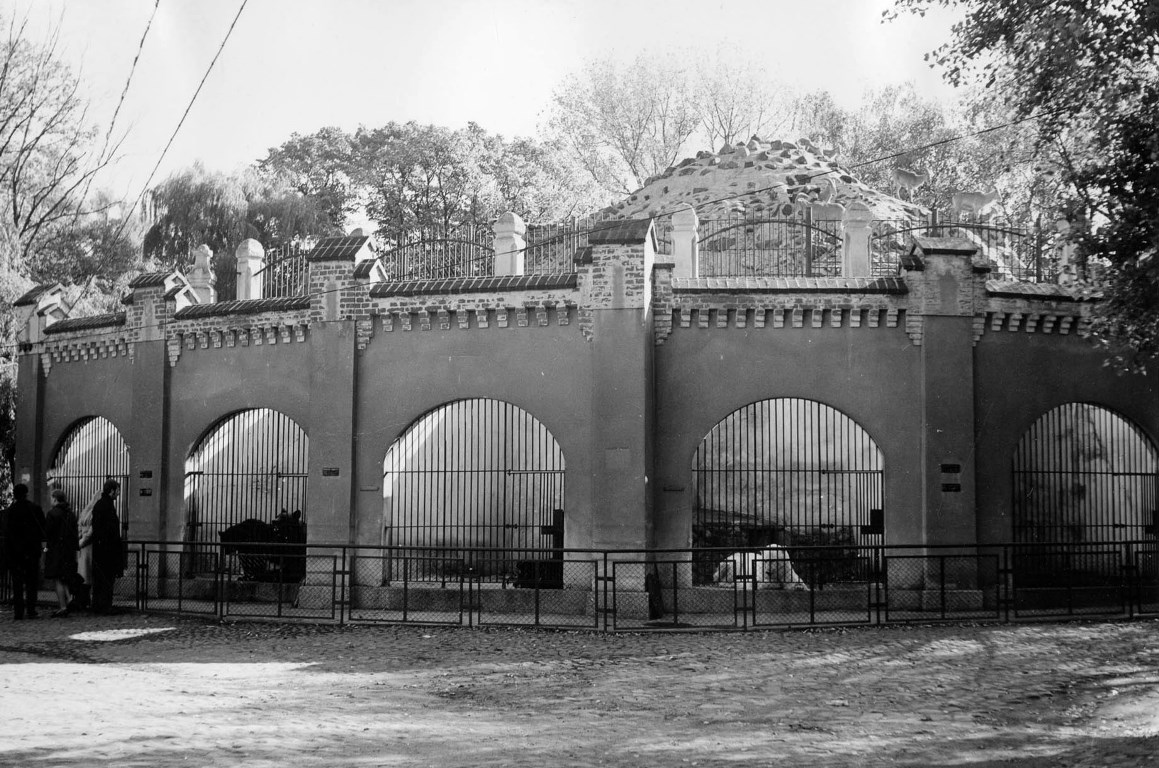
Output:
79 0 161 206
112 0 248 244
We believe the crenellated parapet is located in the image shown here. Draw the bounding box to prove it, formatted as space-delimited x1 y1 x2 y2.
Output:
39 312 131 375
652 272 908 345
980 281 1094 339
164 297 312 367
364 274 579 349
651 235 1097 348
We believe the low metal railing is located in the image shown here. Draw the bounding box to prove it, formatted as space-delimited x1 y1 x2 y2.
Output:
9 539 1153 631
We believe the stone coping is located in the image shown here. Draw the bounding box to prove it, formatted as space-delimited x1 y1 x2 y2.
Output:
173 296 311 319
371 273 578 298
985 281 1092 302
44 312 127 334
672 276 907 294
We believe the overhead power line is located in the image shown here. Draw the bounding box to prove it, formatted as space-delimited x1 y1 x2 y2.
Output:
114 0 248 239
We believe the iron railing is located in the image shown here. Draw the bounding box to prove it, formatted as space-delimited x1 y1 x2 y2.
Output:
183 409 309 576
872 215 1060 283
692 398 885 585
259 243 311 298
46 416 130 517
697 212 843 277
525 221 586 274
19 539 1148 631
379 225 495 281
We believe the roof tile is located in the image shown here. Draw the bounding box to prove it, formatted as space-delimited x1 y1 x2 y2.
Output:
371 273 578 298
44 312 127 335
174 296 311 320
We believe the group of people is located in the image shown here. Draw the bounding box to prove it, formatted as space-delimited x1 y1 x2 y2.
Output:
1 479 125 619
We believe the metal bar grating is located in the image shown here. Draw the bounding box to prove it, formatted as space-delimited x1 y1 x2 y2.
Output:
382 399 565 583
1012 403 1158 586
184 409 309 573
692 398 884 586
47 416 130 516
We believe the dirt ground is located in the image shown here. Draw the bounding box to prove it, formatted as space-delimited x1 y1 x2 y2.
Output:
1 612 1158 767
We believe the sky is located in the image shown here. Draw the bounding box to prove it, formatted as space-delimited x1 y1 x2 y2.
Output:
13 0 964 204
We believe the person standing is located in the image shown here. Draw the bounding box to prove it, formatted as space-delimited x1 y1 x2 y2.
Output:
44 488 79 617
70 491 101 611
2 484 46 620
89 480 124 614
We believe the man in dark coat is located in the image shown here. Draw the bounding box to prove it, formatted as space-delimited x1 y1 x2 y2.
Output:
90 479 124 614
2 484 46 620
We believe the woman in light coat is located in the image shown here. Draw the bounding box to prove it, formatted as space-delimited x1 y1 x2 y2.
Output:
70 491 101 611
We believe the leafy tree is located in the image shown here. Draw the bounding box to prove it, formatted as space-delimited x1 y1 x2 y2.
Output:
259 126 356 229
347 121 605 249
889 0 1159 369
144 163 337 299
29 191 139 285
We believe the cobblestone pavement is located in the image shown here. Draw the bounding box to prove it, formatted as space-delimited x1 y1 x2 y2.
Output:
1 610 1158 767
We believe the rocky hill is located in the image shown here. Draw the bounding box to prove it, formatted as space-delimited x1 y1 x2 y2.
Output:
598 136 925 223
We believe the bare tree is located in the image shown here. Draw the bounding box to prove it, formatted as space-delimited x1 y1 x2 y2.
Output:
693 49 797 149
0 12 117 268
545 56 700 196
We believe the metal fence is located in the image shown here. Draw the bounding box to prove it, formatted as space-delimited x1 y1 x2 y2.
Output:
46 416 131 517
525 221 586 274
697 213 843 277
259 244 311 298
872 216 1058 282
19 539 1142 630
183 409 309 575
383 399 565 583
692 398 884 586
380 225 495 281
1012 403 1158 590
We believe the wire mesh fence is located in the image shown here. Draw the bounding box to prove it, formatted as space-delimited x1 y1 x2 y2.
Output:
9 540 1156 630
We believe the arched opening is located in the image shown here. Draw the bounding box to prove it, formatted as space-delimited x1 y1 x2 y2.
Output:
1012 403 1157 585
184 409 308 574
382 399 565 584
691 398 884 586
48 416 130 514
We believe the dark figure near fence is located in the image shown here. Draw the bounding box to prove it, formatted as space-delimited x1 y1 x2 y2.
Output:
2 484 46 620
44 488 79 617
90 480 125 614
220 512 307 583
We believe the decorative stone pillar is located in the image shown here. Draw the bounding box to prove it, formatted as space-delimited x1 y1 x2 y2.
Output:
671 206 699 279
187 244 217 304
842 201 874 278
493 212 526 276
235 239 265 300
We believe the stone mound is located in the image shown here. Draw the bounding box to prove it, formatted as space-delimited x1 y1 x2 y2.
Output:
598 136 925 222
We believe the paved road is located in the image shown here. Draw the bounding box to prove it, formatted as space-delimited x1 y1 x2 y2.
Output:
1 610 1158 766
